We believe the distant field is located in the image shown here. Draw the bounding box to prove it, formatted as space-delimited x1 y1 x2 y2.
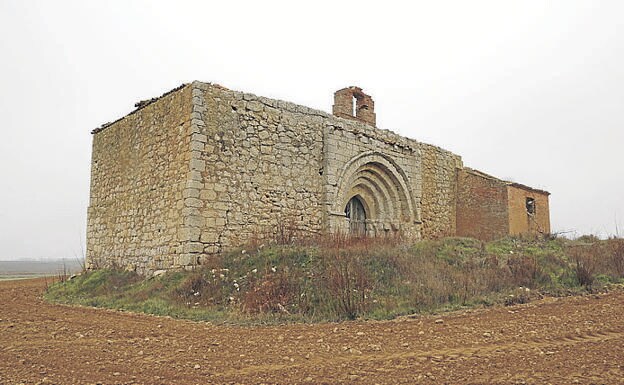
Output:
0 259 83 281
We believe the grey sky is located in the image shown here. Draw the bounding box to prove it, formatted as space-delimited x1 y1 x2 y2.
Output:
1 1 622 259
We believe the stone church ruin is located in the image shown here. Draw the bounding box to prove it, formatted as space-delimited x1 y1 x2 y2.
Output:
87 82 550 274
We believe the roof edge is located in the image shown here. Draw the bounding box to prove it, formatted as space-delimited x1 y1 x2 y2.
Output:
91 83 189 134
507 182 551 196
463 167 550 195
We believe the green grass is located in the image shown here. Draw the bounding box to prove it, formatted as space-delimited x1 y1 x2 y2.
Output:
45 235 624 324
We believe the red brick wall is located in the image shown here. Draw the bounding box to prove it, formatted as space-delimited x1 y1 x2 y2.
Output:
456 169 509 241
332 87 376 126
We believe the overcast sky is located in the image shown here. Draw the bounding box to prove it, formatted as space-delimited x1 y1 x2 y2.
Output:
1 1 622 259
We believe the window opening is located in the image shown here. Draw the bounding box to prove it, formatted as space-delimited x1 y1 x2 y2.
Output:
526 197 536 215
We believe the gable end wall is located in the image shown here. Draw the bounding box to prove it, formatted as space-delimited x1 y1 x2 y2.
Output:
86 85 193 274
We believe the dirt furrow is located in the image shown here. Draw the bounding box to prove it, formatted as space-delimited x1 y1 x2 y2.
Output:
0 278 622 384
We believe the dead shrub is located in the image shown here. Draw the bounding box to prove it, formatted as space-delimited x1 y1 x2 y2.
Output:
575 258 595 289
174 271 229 307
271 217 304 245
606 239 624 278
576 234 601 243
321 242 374 320
175 272 208 304
408 258 461 308
316 231 404 251
507 255 541 288
242 270 301 314
482 255 511 292
457 260 481 304
568 245 597 289
504 287 532 306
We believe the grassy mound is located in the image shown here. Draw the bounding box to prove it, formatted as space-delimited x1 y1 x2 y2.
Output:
45 236 624 323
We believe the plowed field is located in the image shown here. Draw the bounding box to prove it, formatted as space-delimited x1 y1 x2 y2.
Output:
1 278 622 384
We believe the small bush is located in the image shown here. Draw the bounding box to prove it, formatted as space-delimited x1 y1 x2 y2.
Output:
576 234 601 243
322 251 372 320
174 272 209 305
242 270 302 314
568 245 597 289
504 287 532 306
575 258 595 288
508 255 541 288
606 239 624 278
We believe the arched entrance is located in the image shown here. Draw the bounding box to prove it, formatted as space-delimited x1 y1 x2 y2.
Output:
331 151 418 237
345 195 366 236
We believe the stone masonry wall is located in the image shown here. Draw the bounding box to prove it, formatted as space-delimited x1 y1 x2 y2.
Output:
186 82 326 259
185 82 462 250
323 119 423 238
420 144 463 239
86 85 193 274
87 81 550 273
456 168 509 241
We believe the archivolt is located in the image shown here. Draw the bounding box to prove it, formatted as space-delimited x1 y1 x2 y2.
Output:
334 151 416 224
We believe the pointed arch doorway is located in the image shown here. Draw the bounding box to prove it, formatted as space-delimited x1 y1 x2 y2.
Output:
345 195 367 236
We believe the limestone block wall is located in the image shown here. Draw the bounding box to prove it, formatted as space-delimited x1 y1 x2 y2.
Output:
507 185 551 236
86 85 193 274
456 168 510 241
420 144 463 239
323 119 423 238
187 82 326 258
86 81 551 274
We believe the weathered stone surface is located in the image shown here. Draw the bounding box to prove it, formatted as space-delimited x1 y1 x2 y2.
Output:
86 85 192 275
192 133 208 143
86 81 550 275
184 215 204 228
184 242 205 254
184 198 203 208
420 144 461 239
177 226 201 242
189 159 205 172
183 189 200 199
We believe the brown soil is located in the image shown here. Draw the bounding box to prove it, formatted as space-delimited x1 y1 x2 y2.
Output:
1 278 623 384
